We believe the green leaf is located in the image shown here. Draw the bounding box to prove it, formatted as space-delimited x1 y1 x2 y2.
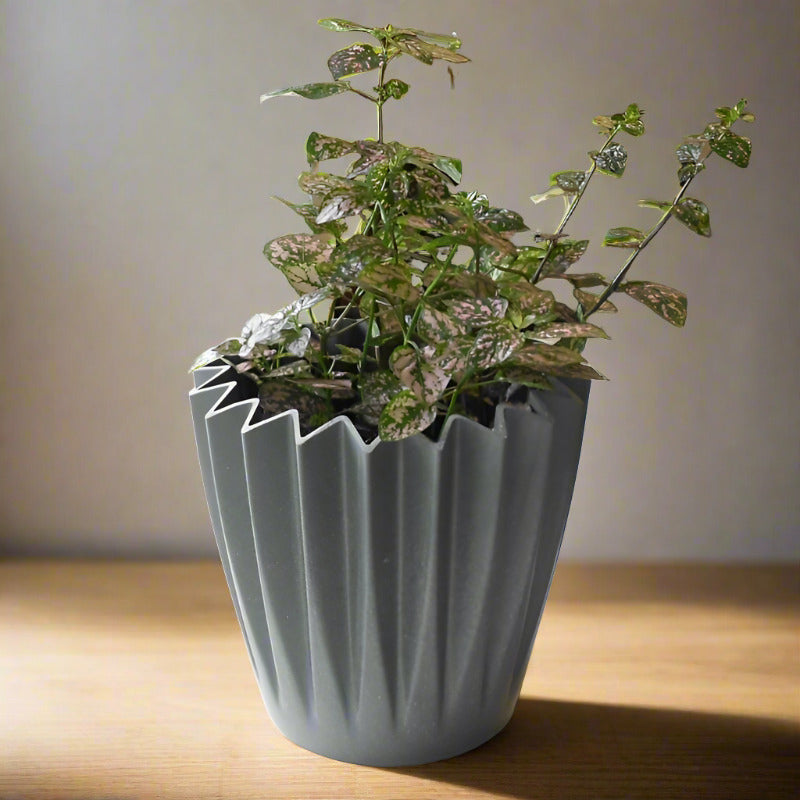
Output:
574 288 617 313
383 78 410 100
616 103 645 136
554 272 608 289
379 389 436 441
327 43 383 80
272 196 347 237
402 27 463 50
260 82 350 101
318 18 375 33
638 199 672 212
535 322 609 340
352 370 402 426
676 139 709 165
393 33 470 64
264 233 336 293
551 170 587 194
305 132 357 164
673 197 711 237
540 239 589 277
621 281 687 327
677 161 706 186
530 185 565 205
589 142 627 177
710 130 752 168
603 227 645 248
592 115 616 134
475 206 529 234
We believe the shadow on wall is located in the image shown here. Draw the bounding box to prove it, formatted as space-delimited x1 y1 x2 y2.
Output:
391 697 800 800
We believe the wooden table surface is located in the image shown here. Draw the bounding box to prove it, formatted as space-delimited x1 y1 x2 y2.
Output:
1 561 798 800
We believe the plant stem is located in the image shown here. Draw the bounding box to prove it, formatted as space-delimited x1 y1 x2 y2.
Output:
531 126 621 284
377 44 388 143
403 245 458 344
585 177 694 318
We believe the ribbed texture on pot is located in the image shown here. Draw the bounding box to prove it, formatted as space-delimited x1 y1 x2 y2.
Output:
190 364 589 766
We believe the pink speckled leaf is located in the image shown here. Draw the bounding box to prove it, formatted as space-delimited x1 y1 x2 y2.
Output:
621 281 687 327
327 43 382 80
264 233 335 293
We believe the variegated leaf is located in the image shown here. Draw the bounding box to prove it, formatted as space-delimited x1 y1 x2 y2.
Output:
416 305 468 342
469 322 524 368
357 261 420 302
574 288 617 313
507 342 584 371
589 142 627 177
710 130 751 168
676 139 709 164
406 147 463 183
330 235 394 284
305 132 357 164
298 171 354 198
497 282 555 317
551 170 588 194
348 140 392 177
316 191 365 224
535 322 609 340
621 281 687 327
327 43 382 80
260 82 349 102
475 206 528 234
379 389 437 441
673 197 711 237
264 233 335 293
390 345 448 404
547 362 608 380
603 227 645 248
540 239 589 277
258 380 331 431
446 297 508 326
189 338 242 371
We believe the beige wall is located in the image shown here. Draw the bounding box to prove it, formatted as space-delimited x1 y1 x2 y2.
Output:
1 0 798 559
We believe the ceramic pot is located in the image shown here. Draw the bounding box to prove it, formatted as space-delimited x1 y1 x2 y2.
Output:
190 363 589 766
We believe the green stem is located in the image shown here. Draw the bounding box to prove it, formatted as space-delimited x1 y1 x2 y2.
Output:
377 44 388 143
531 126 621 284
359 300 376 371
585 176 694 318
403 245 458 344
441 368 474 428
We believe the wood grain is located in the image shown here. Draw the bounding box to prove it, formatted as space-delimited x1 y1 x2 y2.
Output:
1 561 798 799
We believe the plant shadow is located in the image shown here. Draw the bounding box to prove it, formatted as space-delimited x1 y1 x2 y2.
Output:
389 697 800 800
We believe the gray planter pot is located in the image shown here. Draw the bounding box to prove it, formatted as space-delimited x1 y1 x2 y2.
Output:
190 363 589 766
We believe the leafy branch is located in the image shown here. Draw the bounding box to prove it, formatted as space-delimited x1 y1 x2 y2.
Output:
194 19 755 441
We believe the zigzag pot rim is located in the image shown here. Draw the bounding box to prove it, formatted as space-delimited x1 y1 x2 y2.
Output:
190 359 584 453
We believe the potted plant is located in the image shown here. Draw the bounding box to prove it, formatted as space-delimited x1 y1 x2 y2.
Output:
189 17 754 766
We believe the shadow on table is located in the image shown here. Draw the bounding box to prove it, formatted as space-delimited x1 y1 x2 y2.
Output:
390 697 800 800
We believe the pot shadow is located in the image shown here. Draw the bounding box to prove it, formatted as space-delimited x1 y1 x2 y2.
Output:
389 697 800 800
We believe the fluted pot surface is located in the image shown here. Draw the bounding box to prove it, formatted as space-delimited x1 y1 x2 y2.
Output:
189 363 589 766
